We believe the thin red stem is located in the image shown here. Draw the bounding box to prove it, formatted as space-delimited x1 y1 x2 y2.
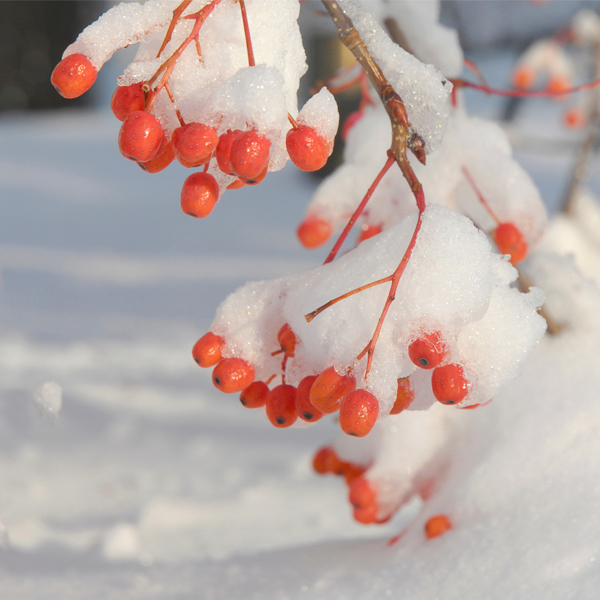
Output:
461 166 500 224
239 0 255 67
456 77 600 98
156 0 193 58
463 58 488 87
324 154 395 264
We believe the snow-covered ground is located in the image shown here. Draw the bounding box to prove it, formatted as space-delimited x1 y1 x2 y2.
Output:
2 46 600 598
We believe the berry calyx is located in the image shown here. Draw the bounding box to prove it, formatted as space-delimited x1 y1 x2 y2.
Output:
297 215 332 249
309 366 356 414
295 375 323 422
492 222 528 264
356 224 382 245
118 111 163 162
173 123 219 167
431 363 469 405
339 389 379 437
111 83 145 121
230 131 271 179
180 172 220 218
240 380 269 408
265 384 298 428
425 514 452 539
51 53 97 99
277 323 297 358
286 125 329 172
192 332 224 368
390 377 414 414
216 129 243 174
512 65 536 90
138 135 175 173
212 358 255 393
408 331 448 370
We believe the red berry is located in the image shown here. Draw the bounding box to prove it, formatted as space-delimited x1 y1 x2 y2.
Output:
240 380 269 408
356 224 382 245
51 54 97 99
339 389 379 437
216 129 243 174
180 172 220 219
425 514 452 539
227 179 246 190
493 222 528 264
212 358 255 393
341 109 364 141
309 366 356 414
277 323 297 357
240 164 268 186
564 107 585 129
173 123 219 167
341 463 366 485
230 131 271 179
349 477 376 509
297 215 332 249
353 503 378 525
138 135 175 173
312 446 341 475
512 65 536 90
111 83 145 121
295 375 323 422
118 111 163 162
547 73 571 96
286 125 329 172
192 332 224 368
266 384 298 428
390 377 414 414
408 331 447 370
431 364 469 405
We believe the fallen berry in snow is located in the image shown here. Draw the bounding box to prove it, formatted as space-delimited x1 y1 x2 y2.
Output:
309 366 356 414
424 514 452 539
266 384 298 427
118 111 163 162
192 332 224 368
212 358 255 393
111 83 145 121
390 377 414 414
240 380 269 408
230 130 271 179
173 123 219 167
339 389 379 437
432 363 470 405
51 54 97 99
286 125 329 171
408 331 448 370
277 323 297 357
180 172 220 218
512 65 536 90
138 135 175 173
297 215 332 249
295 375 323 422
493 222 528 264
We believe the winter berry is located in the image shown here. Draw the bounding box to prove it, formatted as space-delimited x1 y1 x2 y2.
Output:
240 164 268 186
408 331 448 370
173 123 219 167
342 109 364 141
492 222 528 264
297 215 332 249
227 179 246 190
295 375 323 422
309 366 356 414
212 358 255 393
216 129 242 175
240 380 269 409
431 363 469 405
312 446 342 475
51 53 97 99
390 377 414 414
547 73 571 97
266 384 298 428
353 503 378 525
286 125 329 172
512 65 536 90
356 224 382 245
425 514 452 539
118 111 163 162
192 332 224 368
341 463 366 485
277 323 297 358
111 83 145 121
230 131 271 179
339 389 379 437
349 476 376 510
138 135 175 173
180 172 220 219
564 106 586 129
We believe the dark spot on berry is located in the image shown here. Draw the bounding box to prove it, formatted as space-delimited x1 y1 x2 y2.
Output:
348 432 358 436
193 356 200 364
302 412 314 420
214 376 221 386
276 417 285 425
419 357 429 367
240 397 247 406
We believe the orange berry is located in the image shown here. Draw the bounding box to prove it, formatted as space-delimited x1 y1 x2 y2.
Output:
138 135 175 173
547 73 571 97
357 224 382 245
353 503 378 525
111 83 145 121
339 389 379 437
297 215 332 249
180 172 220 219
431 363 469 405
216 129 243 175
230 130 271 179
266 384 298 428
212 358 255 393
390 377 414 414
425 514 452 539
492 222 528 264
51 53 97 99
312 446 340 474
227 179 246 190
240 164 268 186
349 477 376 509
512 65 536 90
240 380 269 408
295 375 323 422
173 123 219 167
564 107 586 129
277 323 297 357
408 331 447 370
341 109 364 141
192 332 224 368
341 462 366 485
286 125 329 171
309 366 356 414
118 111 163 162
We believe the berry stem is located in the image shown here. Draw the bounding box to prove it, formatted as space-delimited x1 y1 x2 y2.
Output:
238 0 256 67
463 58 488 87
324 153 395 265
156 0 193 59
454 77 600 98
461 166 500 224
